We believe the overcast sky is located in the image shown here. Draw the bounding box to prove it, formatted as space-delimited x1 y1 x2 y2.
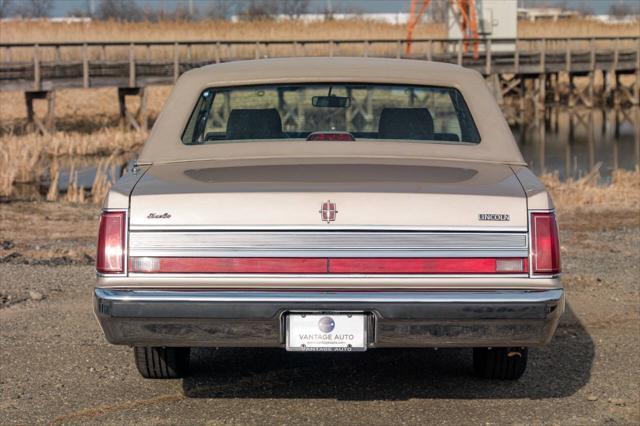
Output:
42 0 640 17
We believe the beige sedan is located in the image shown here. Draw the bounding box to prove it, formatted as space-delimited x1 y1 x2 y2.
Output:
93 57 563 381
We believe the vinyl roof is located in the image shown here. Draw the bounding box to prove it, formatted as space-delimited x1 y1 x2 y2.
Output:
139 57 525 165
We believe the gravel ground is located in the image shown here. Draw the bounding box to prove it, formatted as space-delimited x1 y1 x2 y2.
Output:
0 204 638 425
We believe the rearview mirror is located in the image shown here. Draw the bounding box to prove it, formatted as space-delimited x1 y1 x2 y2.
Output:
312 95 351 108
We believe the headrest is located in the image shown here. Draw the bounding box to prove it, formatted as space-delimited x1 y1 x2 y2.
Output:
226 109 283 140
378 108 434 140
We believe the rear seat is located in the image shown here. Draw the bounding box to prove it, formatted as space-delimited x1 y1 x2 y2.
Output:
226 108 283 139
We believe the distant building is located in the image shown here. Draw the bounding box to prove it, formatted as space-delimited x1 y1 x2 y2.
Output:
517 8 581 22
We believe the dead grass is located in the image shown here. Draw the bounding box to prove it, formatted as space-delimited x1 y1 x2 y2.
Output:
518 19 640 38
0 19 446 44
541 167 640 212
1 18 635 45
0 87 171 128
0 129 145 198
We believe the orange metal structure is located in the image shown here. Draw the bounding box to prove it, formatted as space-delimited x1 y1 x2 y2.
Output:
405 0 480 58
405 0 432 56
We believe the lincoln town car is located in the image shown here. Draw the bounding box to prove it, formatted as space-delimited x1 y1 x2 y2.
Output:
94 57 563 380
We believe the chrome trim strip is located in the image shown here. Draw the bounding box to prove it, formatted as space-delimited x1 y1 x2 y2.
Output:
97 274 559 291
95 288 563 304
129 231 528 258
130 225 528 232
129 250 529 258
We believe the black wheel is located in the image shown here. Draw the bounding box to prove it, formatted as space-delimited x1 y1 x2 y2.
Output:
473 347 528 380
133 346 190 379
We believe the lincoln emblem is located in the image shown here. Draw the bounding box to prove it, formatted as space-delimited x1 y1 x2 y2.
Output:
319 201 338 223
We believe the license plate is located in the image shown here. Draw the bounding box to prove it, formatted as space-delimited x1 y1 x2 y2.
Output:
286 313 367 352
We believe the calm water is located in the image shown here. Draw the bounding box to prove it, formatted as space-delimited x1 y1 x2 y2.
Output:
512 106 639 181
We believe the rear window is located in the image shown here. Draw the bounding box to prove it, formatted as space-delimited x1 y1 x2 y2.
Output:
181 83 480 145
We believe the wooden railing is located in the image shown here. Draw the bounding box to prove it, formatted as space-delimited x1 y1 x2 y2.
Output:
1 36 638 92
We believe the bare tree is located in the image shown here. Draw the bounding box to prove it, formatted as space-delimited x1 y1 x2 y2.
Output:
152 3 198 21
206 0 235 20
96 0 142 21
281 0 309 19
608 2 635 18
14 0 52 18
238 0 280 21
67 8 91 17
0 0 14 18
574 0 594 16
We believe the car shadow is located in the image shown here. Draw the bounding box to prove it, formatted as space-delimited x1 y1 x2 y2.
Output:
182 304 593 400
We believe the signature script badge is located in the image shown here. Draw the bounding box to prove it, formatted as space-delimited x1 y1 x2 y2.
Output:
147 212 172 219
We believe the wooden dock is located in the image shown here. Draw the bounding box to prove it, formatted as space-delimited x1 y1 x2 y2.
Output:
1 36 638 134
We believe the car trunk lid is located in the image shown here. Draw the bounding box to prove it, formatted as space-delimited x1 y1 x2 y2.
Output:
129 158 527 230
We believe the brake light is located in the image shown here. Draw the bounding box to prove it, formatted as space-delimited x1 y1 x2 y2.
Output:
530 212 561 275
96 211 126 274
306 131 355 141
329 258 527 274
128 256 528 274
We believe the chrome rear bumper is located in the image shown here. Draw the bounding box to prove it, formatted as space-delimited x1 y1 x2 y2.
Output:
94 288 564 348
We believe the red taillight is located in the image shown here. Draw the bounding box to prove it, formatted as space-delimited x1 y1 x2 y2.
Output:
306 131 355 141
129 256 528 274
130 257 327 274
96 211 126 274
329 258 527 274
530 212 561 275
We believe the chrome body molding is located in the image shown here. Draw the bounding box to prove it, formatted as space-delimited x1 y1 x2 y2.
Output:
94 287 564 348
96 275 560 289
128 231 529 258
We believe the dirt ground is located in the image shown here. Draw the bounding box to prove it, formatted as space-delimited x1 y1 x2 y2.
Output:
0 201 639 425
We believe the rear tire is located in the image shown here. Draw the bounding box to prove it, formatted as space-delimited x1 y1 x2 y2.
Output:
473 347 528 380
134 346 190 379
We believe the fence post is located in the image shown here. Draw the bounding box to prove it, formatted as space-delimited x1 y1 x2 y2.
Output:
427 40 432 61
538 38 547 110
173 42 180 82
255 41 261 59
396 40 401 59
457 40 462 66
82 43 89 88
485 38 492 75
635 37 640 105
514 38 519 74
589 36 596 99
33 44 41 91
565 38 571 72
129 42 136 88
540 38 546 73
